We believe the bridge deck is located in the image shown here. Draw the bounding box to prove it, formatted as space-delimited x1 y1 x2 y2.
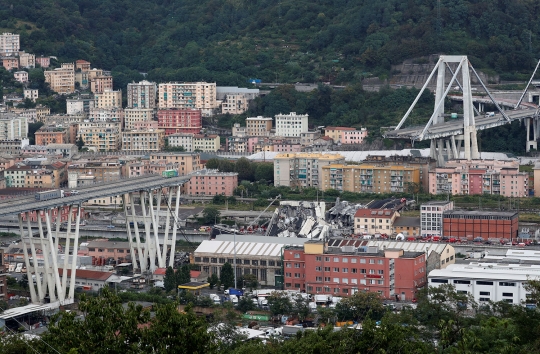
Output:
0 174 191 217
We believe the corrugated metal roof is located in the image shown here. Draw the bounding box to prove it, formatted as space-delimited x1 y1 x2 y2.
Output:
195 240 284 257
367 240 448 256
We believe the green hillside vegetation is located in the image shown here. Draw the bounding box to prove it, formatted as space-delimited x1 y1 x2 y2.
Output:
2 0 539 85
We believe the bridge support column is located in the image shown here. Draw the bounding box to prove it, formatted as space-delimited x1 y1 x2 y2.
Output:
526 117 538 152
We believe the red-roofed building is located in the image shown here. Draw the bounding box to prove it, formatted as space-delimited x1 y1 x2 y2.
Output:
58 268 118 291
353 209 400 235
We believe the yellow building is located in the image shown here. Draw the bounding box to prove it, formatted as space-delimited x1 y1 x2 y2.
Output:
44 68 75 94
124 108 155 130
25 171 55 189
193 134 220 152
78 121 121 152
95 89 122 108
121 129 165 152
321 164 421 193
274 153 345 188
246 116 273 136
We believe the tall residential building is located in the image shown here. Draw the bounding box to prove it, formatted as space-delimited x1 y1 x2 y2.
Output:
127 80 157 109
44 68 75 94
0 114 28 140
66 97 94 114
95 89 122 108
122 129 165 152
0 33 20 55
274 152 345 188
321 164 421 193
157 108 202 135
90 75 113 94
77 121 121 151
158 82 217 112
124 108 155 130
275 112 308 137
429 159 528 197
420 201 454 237
246 116 273 136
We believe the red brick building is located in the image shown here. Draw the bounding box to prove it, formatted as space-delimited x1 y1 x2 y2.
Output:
442 210 519 240
282 240 426 301
157 108 202 135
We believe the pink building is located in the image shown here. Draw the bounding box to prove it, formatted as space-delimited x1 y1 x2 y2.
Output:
2 57 18 70
36 56 50 68
21 206 86 223
341 128 368 144
429 159 528 197
181 170 238 196
79 240 133 264
157 108 202 135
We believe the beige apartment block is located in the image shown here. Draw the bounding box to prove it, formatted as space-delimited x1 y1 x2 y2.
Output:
0 33 19 55
90 75 113 94
78 121 121 152
127 80 157 109
273 152 345 188
88 107 124 125
221 93 248 114
149 152 201 175
121 129 165 152
158 82 217 110
44 68 75 94
95 89 122 108
61 63 75 70
75 59 91 71
124 108 155 130
24 89 38 102
246 116 273 136
18 51 35 68
167 133 194 152
193 134 220 152
321 164 421 193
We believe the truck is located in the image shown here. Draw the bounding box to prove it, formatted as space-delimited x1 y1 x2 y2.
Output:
229 294 239 304
35 189 64 201
224 288 244 296
162 169 179 178
210 294 221 305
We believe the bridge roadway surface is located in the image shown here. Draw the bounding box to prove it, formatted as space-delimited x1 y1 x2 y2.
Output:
0 174 191 217
385 109 535 140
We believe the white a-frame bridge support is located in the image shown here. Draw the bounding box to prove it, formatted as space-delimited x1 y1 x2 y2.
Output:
123 186 182 275
18 205 82 305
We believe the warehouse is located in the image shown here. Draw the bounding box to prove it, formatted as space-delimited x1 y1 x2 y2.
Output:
442 210 519 241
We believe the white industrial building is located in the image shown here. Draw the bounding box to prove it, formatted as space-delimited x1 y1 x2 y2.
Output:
428 262 540 305
420 201 454 237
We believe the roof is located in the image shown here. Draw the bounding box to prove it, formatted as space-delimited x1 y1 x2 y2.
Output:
326 126 356 131
0 302 61 320
393 216 420 227
154 268 167 276
443 210 518 218
178 282 209 290
190 270 201 278
354 209 396 218
58 268 114 281
366 240 450 257
428 262 540 282
195 240 286 257
422 201 453 206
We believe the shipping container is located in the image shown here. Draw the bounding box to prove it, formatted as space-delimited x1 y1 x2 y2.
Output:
162 170 179 178
35 189 64 201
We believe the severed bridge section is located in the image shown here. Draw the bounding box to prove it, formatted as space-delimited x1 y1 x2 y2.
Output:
0 174 191 306
384 55 540 165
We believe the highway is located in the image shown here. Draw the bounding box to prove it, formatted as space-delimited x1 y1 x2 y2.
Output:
0 174 191 217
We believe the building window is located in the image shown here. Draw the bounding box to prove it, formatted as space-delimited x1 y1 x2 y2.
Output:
476 281 494 286
333 257 339 262
454 280 470 284
502 293 513 297
430 279 448 284
499 282 516 287
479 291 490 296
294 253 300 258
333 267 339 272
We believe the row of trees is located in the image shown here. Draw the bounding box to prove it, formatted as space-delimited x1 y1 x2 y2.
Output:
206 158 274 184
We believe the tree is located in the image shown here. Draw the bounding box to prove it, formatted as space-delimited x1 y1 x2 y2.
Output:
239 273 258 290
207 273 219 289
76 135 85 149
176 264 191 286
292 294 310 322
202 206 220 225
163 266 176 292
220 262 235 290
335 291 385 322
18 274 29 289
235 157 255 181
28 122 44 145
236 296 257 313
254 162 274 183
267 292 293 316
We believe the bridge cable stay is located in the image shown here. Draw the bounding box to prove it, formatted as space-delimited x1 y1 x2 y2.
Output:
515 59 540 109
444 62 481 117
468 62 511 123
419 58 465 140
394 57 444 130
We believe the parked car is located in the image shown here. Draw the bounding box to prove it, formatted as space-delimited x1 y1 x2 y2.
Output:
107 225 115 229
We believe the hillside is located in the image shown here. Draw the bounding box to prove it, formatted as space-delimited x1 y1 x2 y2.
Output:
1 0 539 85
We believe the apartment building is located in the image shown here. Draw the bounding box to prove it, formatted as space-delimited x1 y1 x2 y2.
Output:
18 51 35 68
24 169 56 189
321 164 421 193
46 144 79 158
68 161 124 183
35 126 68 145
44 114 86 127
66 97 94 114
1 57 18 70
353 209 400 235
13 71 28 83
324 127 355 143
95 89 122 108
80 241 132 264
0 114 28 140
420 201 454 237
44 68 75 94
227 136 248 153
75 59 91 71
149 153 201 175
157 108 202 135
4 165 35 188
429 159 528 197
283 241 426 300
300 131 322 147
275 112 308 137
127 80 157 109
0 139 29 155
443 210 519 241
124 108 154 130
158 82 218 112
274 153 345 188
232 123 247 137
90 75 113 94
221 93 249 114
167 133 194 152
182 170 238 196
193 134 220 152
88 107 124 125
0 33 19 55
121 129 165 152
246 116 273 136
24 89 38 102
128 161 178 177
35 56 50 68
341 128 368 144
77 121 121 151
10 106 50 123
